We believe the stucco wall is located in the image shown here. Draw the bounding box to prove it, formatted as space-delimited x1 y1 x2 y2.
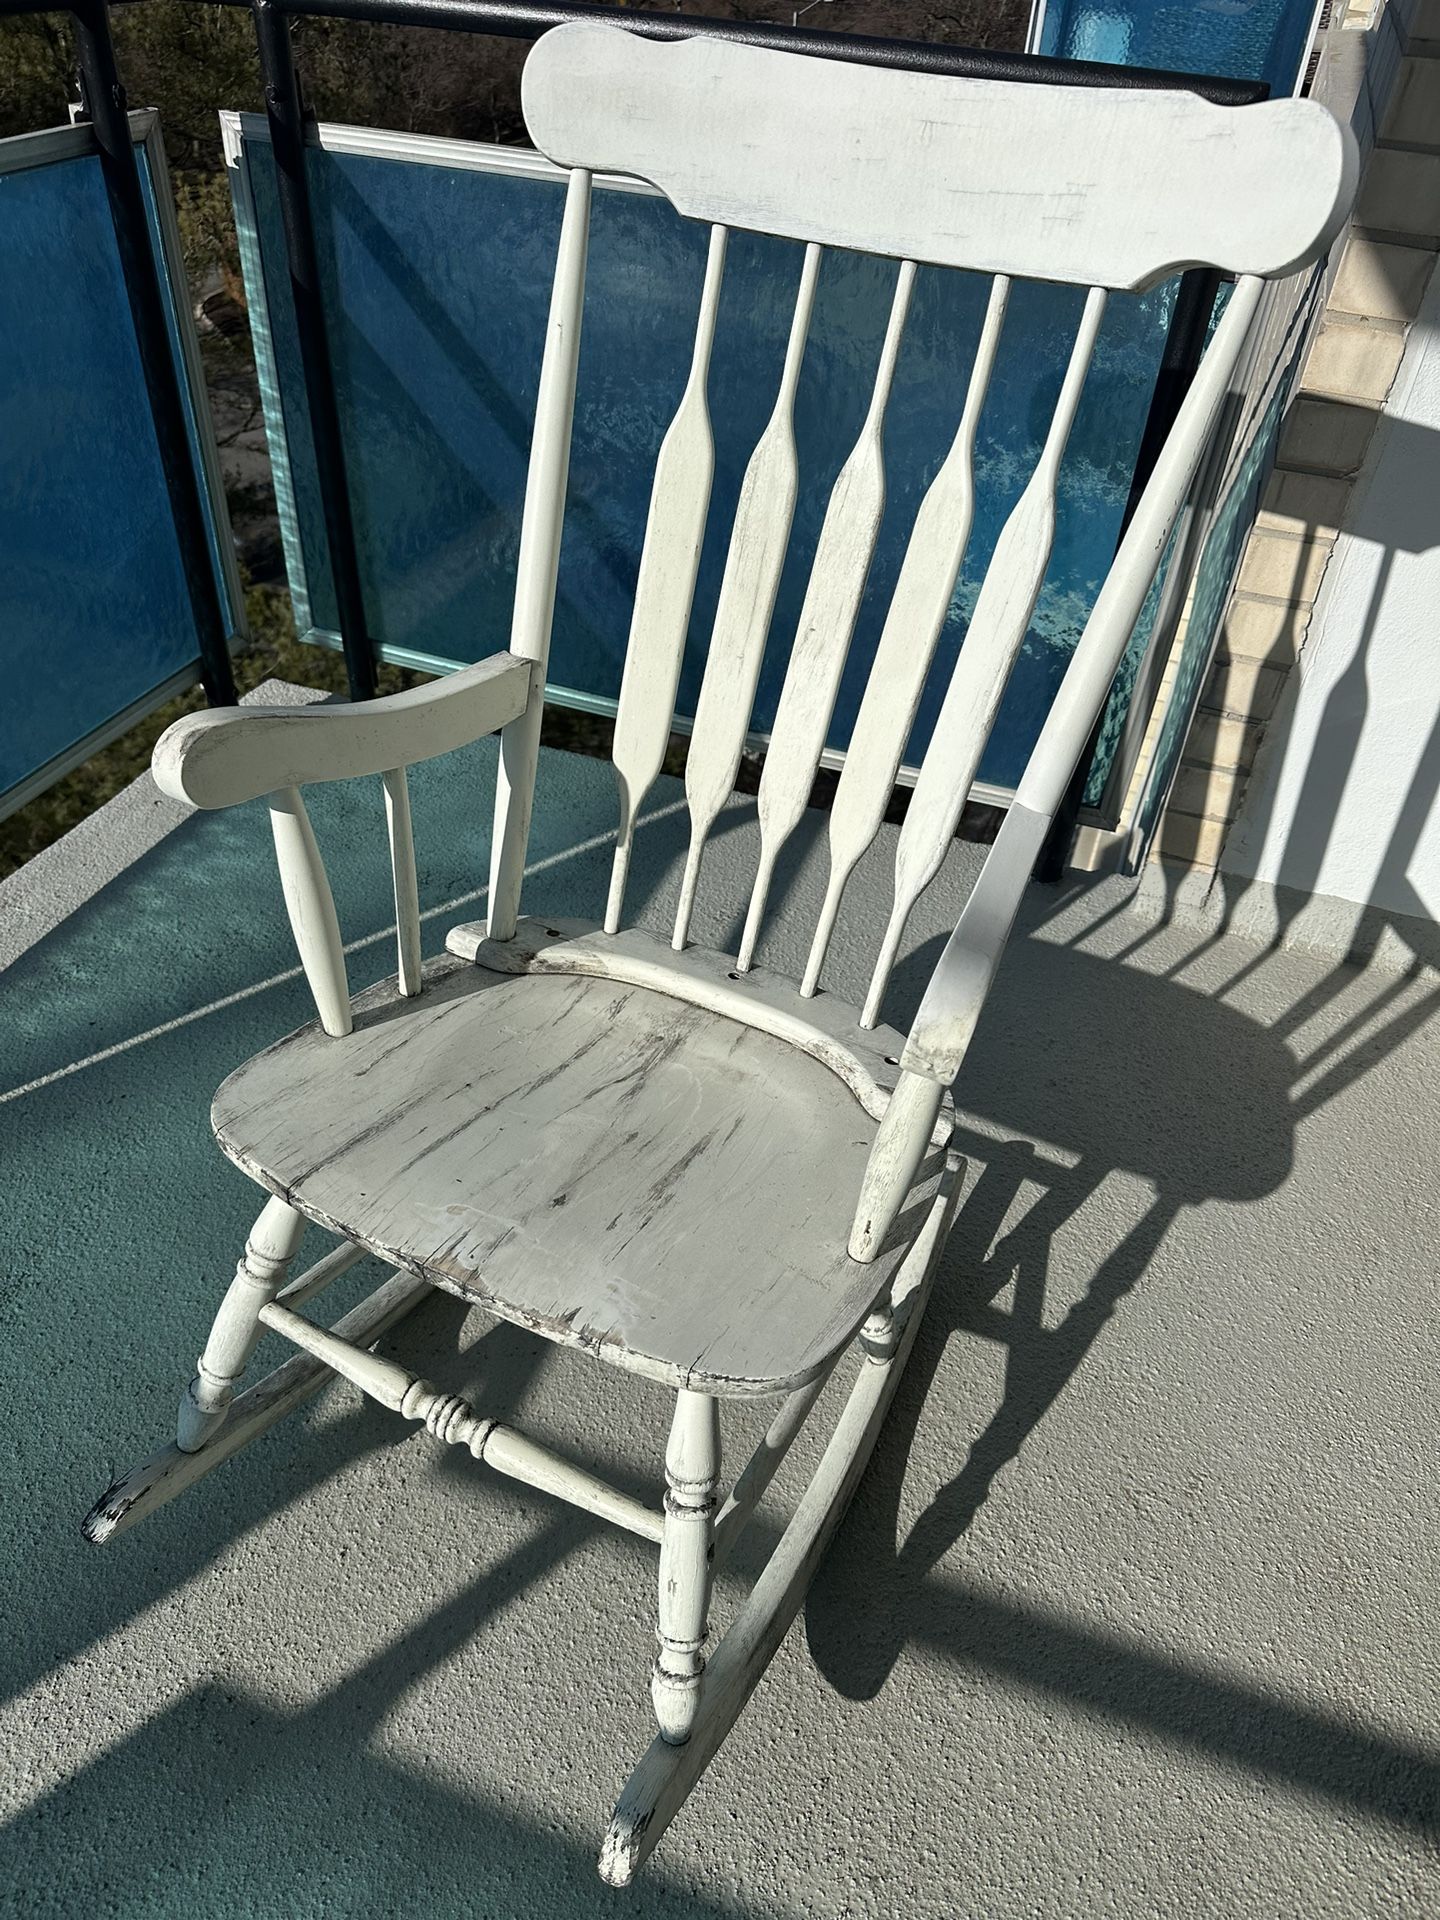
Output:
1222 263 1440 934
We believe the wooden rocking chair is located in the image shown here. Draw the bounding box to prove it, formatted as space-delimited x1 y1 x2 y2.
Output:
84 25 1355 1885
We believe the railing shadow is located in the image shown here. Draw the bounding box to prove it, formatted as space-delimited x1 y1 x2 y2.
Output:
0 1665 765 1917
1213 406 1440 970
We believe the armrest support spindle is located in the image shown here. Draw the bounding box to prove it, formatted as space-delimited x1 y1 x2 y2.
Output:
382 767 422 998
152 653 532 1032
268 787 352 1038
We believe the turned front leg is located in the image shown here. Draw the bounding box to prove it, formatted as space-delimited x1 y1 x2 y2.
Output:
651 1389 720 1745
177 1195 307 1452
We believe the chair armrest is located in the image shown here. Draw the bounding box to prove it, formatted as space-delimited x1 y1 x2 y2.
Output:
899 273 1272 1089
854 275 1272 1258
152 652 533 809
850 801 1051 1258
897 800 1052 1086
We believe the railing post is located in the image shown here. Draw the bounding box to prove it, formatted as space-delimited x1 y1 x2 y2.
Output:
251 0 378 700
69 0 238 707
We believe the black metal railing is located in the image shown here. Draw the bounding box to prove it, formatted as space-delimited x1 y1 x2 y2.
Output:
0 0 1266 836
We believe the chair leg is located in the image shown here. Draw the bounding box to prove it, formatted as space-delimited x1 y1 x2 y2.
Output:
602 1171 963 1885
651 1388 721 1745
177 1195 307 1452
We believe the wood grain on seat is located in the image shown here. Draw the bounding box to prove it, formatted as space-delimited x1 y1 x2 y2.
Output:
212 956 946 1395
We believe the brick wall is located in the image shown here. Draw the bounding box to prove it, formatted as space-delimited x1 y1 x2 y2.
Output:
1148 0 1440 871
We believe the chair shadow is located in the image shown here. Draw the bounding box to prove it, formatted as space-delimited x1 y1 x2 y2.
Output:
809 347 1432 1835
1120 403 1440 1001
808 929 1300 1693
0 1667 762 1918
804 926 1440 1840
6 639 1439 1887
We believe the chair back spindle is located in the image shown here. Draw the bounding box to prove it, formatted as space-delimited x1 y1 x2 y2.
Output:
858 282 1108 1026
485 22 1356 1103
737 257 917 973
489 164 594 945
671 240 822 952
605 222 729 936
382 766 423 997
797 270 1010 998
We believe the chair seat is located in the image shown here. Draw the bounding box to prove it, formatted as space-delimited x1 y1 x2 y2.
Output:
212 952 947 1394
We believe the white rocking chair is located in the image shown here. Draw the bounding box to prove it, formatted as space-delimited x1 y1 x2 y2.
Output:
85 24 1355 1885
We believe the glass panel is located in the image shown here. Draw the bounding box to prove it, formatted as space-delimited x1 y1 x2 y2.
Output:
1037 0 1318 96
1081 277 1234 808
241 134 1180 793
0 145 199 799
0 128 224 809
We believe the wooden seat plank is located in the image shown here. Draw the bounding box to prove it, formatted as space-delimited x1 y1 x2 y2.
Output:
212 957 945 1396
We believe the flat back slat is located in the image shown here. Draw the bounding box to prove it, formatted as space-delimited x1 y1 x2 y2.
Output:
606 222 729 935
523 25 1357 291
897 273 1268 1095
737 258 917 973
672 241 822 952
800 272 1010 998
859 283 1108 1025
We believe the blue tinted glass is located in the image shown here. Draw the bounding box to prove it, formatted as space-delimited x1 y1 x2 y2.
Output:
1038 0 1317 95
243 142 1180 790
0 146 200 802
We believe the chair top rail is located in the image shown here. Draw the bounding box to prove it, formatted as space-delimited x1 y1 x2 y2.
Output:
523 24 1357 292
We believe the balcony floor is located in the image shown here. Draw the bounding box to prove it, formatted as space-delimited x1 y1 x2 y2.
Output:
1 683 1436 1917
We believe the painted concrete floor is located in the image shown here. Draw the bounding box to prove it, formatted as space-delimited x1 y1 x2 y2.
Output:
1 689 1437 1918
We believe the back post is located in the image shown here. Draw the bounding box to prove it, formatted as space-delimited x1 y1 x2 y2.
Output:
487 165 593 943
